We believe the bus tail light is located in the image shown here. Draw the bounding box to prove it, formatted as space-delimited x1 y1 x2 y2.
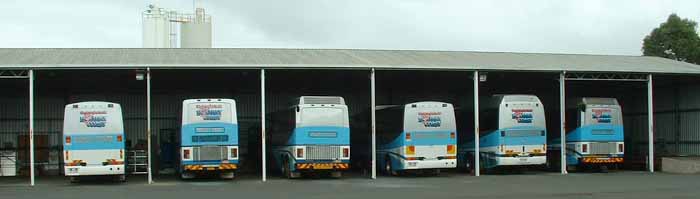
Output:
65 136 71 144
450 132 456 139
65 151 69 160
231 148 238 159
117 135 123 142
405 133 412 141
296 148 304 158
343 148 350 158
406 145 416 155
618 143 624 153
120 149 123 159
183 149 191 160
447 145 456 154
582 144 588 153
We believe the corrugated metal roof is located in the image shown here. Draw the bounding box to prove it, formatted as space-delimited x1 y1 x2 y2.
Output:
0 48 699 74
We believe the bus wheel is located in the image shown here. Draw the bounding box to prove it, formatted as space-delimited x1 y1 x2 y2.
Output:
220 172 235 180
283 158 291 178
180 172 195 180
385 158 397 176
432 169 441 176
116 174 126 182
330 171 342 178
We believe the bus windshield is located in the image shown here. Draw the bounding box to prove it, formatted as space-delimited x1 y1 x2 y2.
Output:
299 107 347 127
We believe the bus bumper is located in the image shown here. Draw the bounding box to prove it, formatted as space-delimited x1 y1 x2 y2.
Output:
296 162 349 170
183 163 238 171
496 156 546 166
580 157 624 164
65 165 124 176
403 159 456 170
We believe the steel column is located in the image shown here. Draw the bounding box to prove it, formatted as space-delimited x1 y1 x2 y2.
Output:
370 68 377 179
473 71 480 176
147 68 153 184
261 69 267 181
648 74 654 173
29 70 35 186
560 72 567 174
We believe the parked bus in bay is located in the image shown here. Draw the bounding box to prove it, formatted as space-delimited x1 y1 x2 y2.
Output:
270 96 350 178
377 101 457 176
459 95 547 172
548 97 624 172
179 99 239 179
63 101 126 182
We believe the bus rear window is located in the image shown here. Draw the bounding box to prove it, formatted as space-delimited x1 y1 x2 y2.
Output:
300 108 346 127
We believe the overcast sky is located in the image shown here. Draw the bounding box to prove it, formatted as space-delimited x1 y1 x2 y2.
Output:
1 0 699 55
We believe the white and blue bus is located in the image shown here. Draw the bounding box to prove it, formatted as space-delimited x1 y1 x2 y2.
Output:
377 101 457 176
63 101 126 182
459 95 547 171
271 96 350 178
179 99 239 179
549 97 624 172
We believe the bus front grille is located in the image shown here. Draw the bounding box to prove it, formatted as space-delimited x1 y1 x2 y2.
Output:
589 142 617 154
306 146 342 160
193 146 227 161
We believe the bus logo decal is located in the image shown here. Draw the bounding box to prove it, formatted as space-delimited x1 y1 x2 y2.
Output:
196 104 223 120
79 111 107 128
417 112 442 127
591 109 612 123
512 109 533 123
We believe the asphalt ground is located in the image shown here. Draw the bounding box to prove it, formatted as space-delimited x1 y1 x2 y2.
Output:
1 171 699 199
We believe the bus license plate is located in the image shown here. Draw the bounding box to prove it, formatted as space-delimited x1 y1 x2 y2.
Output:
519 158 528 162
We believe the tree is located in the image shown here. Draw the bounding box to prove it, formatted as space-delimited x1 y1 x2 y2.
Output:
642 14 700 64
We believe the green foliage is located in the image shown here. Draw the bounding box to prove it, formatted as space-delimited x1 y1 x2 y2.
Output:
642 14 700 64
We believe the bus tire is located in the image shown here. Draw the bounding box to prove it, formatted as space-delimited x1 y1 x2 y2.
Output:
221 171 235 180
432 169 441 176
180 171 195 180
331 171 342 178
117 174 126 182
283 158 291 179
385 157 397 176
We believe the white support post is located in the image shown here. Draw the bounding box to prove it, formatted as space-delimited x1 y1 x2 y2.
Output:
648 74 654 173
261 69 267 181
147 68 153 184
559 72 567 174
29 70 35 186
370 68 377 179
473 71 480 176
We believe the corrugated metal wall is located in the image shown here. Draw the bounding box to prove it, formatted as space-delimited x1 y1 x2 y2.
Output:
625 80 700 157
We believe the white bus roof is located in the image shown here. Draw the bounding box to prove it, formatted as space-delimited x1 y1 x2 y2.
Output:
183 98 236 104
